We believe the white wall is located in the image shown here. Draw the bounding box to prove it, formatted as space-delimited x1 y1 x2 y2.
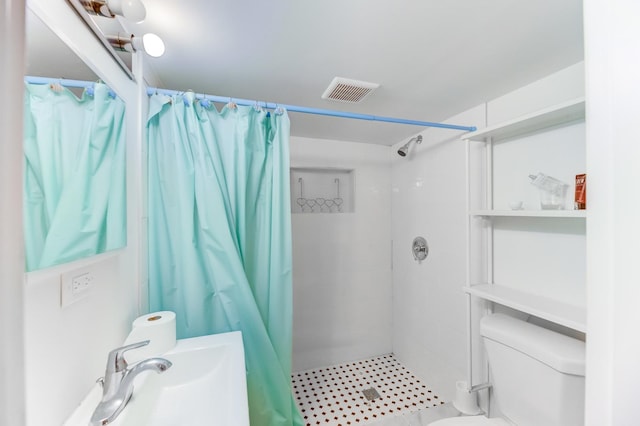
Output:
584 0 640 424
24 254 135 425
390 62 585 402
0 1 26 424
22 1 145 424
291 136 393 371
486 62 585 126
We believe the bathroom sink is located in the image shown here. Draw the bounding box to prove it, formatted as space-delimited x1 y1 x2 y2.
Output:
64 331 249 426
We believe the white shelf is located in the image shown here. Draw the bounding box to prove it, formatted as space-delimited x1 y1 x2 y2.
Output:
470 209 587 218
462 98 585 142
464 283 586 332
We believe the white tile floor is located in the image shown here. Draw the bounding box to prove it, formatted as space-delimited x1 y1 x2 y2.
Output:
292 354 451 426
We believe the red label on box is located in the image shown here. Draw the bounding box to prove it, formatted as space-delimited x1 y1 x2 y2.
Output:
575 174 586 210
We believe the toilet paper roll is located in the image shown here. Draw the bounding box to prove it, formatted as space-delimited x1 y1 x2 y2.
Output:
123 311 176 364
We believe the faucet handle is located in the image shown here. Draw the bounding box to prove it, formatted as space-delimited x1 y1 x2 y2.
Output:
106 340 150 373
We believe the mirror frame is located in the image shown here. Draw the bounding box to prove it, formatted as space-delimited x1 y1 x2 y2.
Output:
65 0 134 80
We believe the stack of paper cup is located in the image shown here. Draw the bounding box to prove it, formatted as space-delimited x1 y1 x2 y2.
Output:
123 311 176 364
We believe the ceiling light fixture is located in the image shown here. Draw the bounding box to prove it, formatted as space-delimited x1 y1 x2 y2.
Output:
81 0 147 23
108 33 165 57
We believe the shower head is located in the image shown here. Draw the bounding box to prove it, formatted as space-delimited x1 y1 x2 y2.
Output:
397 135 423 157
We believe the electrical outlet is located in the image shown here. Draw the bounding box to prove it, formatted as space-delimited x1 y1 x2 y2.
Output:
61 269 96 307
72 272 94 294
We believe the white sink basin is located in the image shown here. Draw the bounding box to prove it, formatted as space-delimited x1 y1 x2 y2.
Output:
64 331 249 426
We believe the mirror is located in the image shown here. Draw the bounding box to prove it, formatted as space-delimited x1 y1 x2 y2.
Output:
26 9 98 83
24 8 127 271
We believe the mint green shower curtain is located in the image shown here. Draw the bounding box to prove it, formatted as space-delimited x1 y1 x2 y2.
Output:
23 83 126 271
147 92 302 426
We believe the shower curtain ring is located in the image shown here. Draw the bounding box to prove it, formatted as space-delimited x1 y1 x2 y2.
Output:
181 91 191 106
50 78 63 93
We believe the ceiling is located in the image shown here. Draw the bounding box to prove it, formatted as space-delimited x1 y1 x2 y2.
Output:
31 0 585 146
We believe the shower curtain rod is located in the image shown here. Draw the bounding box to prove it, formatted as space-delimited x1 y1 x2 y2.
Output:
24 76 117 98
25 76 95 89
147 87 477 132
23 76 477 132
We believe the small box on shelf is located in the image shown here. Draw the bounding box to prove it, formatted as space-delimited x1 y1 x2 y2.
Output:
575 174 586 210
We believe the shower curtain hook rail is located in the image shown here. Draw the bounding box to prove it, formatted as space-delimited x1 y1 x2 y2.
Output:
145 86 477 132
25 76 123 99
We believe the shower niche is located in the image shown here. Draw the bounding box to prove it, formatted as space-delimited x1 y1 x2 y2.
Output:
290 168 354 213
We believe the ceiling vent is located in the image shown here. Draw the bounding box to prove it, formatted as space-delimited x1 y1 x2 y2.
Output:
321 77 380 103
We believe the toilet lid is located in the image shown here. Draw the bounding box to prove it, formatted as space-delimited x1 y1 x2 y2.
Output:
428 415 511 426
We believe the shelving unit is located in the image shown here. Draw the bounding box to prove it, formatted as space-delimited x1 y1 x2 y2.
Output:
463 284 586 332
464 98 585 143
470 209 586 218
463 97 587 332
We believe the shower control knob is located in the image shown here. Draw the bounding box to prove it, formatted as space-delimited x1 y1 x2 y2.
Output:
412 237 429 262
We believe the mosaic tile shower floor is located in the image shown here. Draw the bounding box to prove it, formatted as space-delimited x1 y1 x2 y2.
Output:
292 354 445 426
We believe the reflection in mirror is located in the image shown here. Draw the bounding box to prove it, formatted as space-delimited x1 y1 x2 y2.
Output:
26 9 98 83
66 0 134 78
24 9 127 272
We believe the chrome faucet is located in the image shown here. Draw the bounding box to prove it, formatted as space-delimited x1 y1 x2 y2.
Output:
90 340 172 426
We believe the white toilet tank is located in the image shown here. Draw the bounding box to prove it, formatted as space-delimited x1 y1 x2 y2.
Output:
480 314 585 426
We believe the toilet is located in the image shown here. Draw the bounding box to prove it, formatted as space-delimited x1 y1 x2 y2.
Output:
429 313 585 426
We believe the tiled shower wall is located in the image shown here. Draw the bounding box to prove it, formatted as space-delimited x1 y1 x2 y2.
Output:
290 136 393 371
390 105 485 402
